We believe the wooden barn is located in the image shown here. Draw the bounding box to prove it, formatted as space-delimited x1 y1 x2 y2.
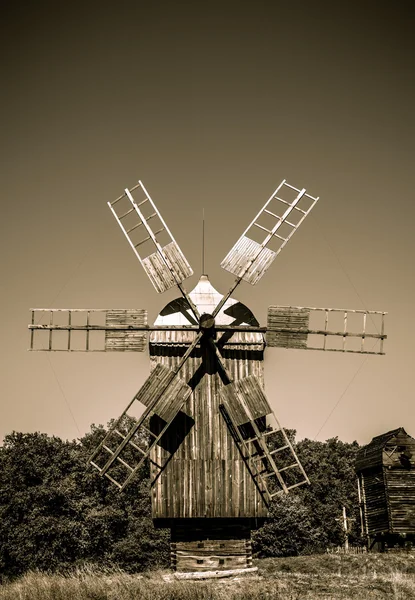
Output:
356 427 415 551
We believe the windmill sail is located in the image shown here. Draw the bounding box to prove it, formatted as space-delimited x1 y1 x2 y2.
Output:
267 306 387 355
221 180 318 285
220 375 309 503
89 363 192 490
29 308 148 352
108 181 193 293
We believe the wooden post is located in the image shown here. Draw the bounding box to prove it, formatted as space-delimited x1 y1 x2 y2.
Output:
343 506 349 552
336 506 355 552
357 477 365 538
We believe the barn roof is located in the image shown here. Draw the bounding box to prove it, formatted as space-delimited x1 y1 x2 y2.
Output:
355 427 410 472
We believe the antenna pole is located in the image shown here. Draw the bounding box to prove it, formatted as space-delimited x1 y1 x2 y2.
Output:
202 208 205 275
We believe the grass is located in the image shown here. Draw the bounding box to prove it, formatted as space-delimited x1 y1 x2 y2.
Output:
1 554 415 599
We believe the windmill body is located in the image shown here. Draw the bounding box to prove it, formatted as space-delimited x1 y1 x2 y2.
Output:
150 275 267 521
29 178 387 572
149 276 268 569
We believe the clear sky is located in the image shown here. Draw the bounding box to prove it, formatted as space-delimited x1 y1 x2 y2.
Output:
1 1 414 446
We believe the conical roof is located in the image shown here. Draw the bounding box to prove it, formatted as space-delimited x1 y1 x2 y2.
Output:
154 275 245 326
151 275 263 346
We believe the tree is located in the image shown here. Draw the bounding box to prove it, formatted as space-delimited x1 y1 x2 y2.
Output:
252 432 361 556
0 432 93 576
297 436 361 547
252 494 324 557
0 426 362 576
0 427 170 579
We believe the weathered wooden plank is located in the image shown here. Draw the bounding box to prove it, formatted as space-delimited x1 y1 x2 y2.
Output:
163 240 193 283
175 540 247 553
220 376 271 426
221 236 276 285
142 250 176 293
105 331 147 351
267 306 310 348
267 306 387 354
173 567 258 579
172 535 251 572
136 363 191 423
142 241 193 293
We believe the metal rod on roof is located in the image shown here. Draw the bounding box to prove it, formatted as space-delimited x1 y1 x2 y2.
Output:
202 208 205 275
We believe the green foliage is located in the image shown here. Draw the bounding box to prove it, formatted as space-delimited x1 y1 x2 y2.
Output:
0 426 361 577
252 495 324 557
297 436 362 548
253 430 361 557
0 428 169 580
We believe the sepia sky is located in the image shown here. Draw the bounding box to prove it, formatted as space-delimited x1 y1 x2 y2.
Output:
1 1 414 446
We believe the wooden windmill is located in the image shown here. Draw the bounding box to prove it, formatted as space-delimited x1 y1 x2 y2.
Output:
29 178 387 572
356 427 415 551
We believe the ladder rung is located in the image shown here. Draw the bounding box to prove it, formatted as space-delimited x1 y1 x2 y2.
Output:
114 428 146 455
245 429 275 444
261 471 276 479
129 440 147 455
285 220 296 228
275 196 290 206
136 198 148 207
146 212 157 222
110 195 124 206
254 469 269 478
270 490 285 498
264 208 281 220
135 235 151 248
153 227 165 236
251 453 266 463
104 472 122 489
270 445 290 455
278 463 298 473
110 183 142 206
253 222 272 234
142 426 158 439
286 480 308 491
119 207 136 219
90 460 102 472
282 182 301 192
116 456 134 472
275 194 307 215
294 206 307 215
263 429 277 438
273 233 287 242
126 221 143 234
103 445 114 455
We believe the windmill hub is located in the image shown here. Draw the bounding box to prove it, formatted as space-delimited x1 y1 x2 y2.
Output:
199 312 215 331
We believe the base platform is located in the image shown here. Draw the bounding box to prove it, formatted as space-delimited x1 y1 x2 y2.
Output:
170 521 253 572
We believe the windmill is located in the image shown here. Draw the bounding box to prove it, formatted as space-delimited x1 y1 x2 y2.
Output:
29 179 387 573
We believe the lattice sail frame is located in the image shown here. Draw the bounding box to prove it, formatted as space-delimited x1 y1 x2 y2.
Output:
89 362 194 490
221 180 319 285
267 306 387 355
29 308 148 352
108 181 193 293
220 375 309 501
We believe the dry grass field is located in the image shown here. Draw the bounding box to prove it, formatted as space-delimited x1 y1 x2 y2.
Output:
1 553 415 599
